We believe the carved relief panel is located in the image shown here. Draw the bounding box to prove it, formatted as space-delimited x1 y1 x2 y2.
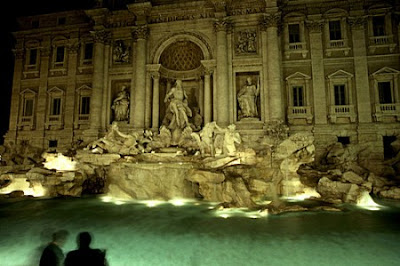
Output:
112 40 131 64
235 29 258 55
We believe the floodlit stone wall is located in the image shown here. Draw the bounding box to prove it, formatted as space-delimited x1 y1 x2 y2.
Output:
4 0 400 162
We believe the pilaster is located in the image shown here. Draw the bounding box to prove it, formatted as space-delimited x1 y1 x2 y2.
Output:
6 39 24 143
306 16 328 125
263 12 284 122
349 15 372 123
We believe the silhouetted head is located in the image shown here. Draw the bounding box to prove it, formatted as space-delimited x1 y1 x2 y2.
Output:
77 232 92 249
52 230 69 246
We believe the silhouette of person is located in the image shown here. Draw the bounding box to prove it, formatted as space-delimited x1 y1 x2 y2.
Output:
64 232 107 266
39 230 69 266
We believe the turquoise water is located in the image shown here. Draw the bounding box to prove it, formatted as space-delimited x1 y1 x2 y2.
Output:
0 197 399 266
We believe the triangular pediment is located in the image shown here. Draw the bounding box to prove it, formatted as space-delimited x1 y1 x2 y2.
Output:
20 88 36 95
328 70 353 79
76 85 92 92
372 67 400 76
47 86 64 94
286 72 311 80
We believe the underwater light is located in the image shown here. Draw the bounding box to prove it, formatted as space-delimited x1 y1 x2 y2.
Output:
281 188 321 202
357 191 383 211
143 200 165 207
43 153 77 172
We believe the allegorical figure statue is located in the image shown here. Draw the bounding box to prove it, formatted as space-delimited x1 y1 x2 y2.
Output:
237 77 260 119
112 86 130 121
163 79 192 130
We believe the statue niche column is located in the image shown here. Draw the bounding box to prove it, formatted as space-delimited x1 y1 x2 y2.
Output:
131 26 149 128
146 64 161 129
201 60 216 124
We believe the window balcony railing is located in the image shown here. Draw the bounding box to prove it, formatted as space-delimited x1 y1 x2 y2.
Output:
369 35 396 53
374 103 400 122
18 116 35 130
287 106 313 124
46 115 63 129
329 105 356 123
329 40 345 48
288 42 305 50
325 39 351 56
285 42 308 59
78 114 90 121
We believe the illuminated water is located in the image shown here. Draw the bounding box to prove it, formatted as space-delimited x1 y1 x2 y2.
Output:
0 197 400 266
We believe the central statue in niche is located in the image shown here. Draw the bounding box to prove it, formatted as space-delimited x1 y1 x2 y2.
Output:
237 76 260 120
163 79 193 130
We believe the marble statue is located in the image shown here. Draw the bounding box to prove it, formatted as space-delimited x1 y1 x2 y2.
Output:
112 86 130 121
237 77 260 119
163 80 192 130
220 124 242 156
86 122 139 155
190 107 203 132
113 40 130 63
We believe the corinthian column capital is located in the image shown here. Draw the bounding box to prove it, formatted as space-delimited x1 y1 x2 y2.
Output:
348 16 368 30
91 30 111 43
262 12 281 29
133 25 149 40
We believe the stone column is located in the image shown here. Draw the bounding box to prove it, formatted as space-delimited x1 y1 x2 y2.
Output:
307 17 328 124
131 26 148 129
214 19 230 126
349 16 372 123
87 30 107 136
151 72 160 129
6 43 24 143
64 40 79 135
199 77 204 116
101 41 111 130
36 38 51 147
203 70 212 124
264 13 284 122
260 23 269 122
145 72 152 128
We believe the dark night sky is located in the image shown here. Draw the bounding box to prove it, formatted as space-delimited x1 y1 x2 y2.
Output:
0 0 97 144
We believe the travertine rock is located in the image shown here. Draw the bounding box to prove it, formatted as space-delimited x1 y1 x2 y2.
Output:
341 171 365 185
378 187 400 200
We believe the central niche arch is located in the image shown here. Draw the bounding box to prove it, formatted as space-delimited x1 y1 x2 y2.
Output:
152 33 212 130
160 41 204 71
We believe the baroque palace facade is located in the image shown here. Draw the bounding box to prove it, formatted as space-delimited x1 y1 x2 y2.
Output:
5 0 400 160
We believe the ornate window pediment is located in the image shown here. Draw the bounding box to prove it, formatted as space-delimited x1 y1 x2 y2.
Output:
371 67 400 122
328 70 354 79
371 67 400 77
327 70 356 123
286 72 313 124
